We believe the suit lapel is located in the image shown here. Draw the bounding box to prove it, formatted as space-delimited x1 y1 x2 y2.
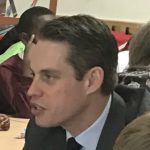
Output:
43 127 66 150
96 92 126 150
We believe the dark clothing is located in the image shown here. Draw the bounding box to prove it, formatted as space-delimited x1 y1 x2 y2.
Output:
118 66 150 91
0 27 19 54
23 87 129 150
24 85 150 150
0 55 31 118
116 85 150 121
118 67 150 117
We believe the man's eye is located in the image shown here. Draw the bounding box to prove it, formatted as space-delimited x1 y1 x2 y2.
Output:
45 74 52 79
40 72 60 83
43 74 54 81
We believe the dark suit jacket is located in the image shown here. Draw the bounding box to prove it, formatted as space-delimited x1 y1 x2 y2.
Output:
24 91 127 150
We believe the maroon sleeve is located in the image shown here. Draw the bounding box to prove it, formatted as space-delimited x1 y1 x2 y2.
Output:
0 55 31 118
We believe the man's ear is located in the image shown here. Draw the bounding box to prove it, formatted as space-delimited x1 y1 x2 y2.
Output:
84 67 104 95
19 32 29 45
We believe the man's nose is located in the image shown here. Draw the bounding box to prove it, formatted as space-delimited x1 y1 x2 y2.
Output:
27 78 42 97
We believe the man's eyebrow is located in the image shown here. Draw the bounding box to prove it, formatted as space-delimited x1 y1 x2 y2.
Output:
40 69 61 75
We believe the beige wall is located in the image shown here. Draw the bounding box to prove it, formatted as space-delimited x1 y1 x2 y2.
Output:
6 0 150 23
57 0 149 23
6 0 50 17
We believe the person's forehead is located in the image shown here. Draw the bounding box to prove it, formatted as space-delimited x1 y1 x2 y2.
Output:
28 40 76 75
28 40 70 64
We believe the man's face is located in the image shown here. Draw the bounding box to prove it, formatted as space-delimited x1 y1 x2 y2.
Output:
28 40 89 128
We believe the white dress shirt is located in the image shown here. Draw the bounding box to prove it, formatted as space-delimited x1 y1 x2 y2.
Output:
66 95 112 150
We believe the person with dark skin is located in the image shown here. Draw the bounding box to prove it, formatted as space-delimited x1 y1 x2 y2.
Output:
0 6 53 55
0 7 54 118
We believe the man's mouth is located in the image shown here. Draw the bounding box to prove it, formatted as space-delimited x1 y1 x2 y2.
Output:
30 103 45 116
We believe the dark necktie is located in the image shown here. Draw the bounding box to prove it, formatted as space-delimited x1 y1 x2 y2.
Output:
66 137 82 150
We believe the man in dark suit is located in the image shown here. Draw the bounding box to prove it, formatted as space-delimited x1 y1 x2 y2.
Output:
23 15 138 150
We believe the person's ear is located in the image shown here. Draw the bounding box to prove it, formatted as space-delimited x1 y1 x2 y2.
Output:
19 32 29 45
84 67 104 95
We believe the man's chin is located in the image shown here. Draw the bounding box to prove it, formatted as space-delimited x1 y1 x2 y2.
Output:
35 117 57 128
35 117 48 127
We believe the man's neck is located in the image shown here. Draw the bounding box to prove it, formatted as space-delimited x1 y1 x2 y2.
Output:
62 94 110 136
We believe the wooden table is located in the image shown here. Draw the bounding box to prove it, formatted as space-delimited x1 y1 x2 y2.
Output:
0 117 29 150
